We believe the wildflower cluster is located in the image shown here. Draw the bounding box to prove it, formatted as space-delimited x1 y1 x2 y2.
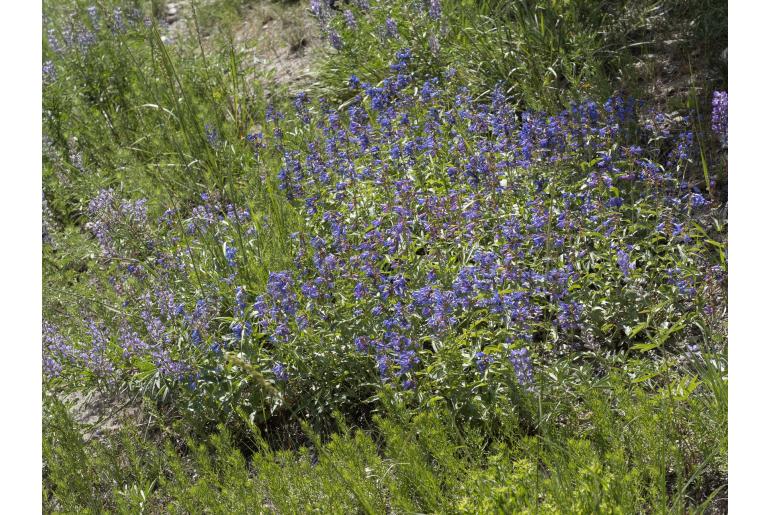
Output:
45 5 143 61
43 51 726 423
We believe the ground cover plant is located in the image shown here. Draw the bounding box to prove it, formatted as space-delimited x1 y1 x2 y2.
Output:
42 0 728 512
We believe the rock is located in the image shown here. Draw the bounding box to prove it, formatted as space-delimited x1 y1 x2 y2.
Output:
166 3 179 24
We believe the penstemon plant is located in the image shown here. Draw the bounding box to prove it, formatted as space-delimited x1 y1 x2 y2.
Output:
44 45 727 429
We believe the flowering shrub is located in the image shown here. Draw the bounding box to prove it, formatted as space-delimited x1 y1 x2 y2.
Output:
43 47 727 427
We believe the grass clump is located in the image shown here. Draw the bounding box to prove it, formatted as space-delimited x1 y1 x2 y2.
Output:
312 0 728 111
44 350 727 512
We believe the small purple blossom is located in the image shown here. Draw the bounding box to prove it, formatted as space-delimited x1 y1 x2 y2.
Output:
711 91 728 146
43 60 56 84
272 362 289 382
691 192 707 208
509 348 533 387
205 124 219 146
616 249 635 277
225 243 237 267
329 30 343 50
343 10 356 29
475 351 494 373
232 321 253 340
685 343 701 360
428 0 442 20
385 18 398 38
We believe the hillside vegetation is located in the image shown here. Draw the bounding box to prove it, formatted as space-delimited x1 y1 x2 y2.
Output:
42 0 727 512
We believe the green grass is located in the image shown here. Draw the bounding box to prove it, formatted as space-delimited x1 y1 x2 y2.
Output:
43 0 301 331
313 0 727 110
44 347 727 512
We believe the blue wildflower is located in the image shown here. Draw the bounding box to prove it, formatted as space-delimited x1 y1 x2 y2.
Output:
509 348 533 387
616 249 635 277
272 362 289 382
225 243 237 267
329 30 343 50
232 321 253 340
428 0 442 20
475 351 494 373
711 91 728 145
385 17 398 38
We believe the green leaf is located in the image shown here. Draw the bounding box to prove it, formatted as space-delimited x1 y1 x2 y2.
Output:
671 375 701 401
631 320 686 352
625 321 648 338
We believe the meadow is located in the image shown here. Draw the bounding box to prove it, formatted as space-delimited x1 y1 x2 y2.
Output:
42 0 727 512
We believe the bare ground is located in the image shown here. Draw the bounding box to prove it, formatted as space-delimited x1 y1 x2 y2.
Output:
163 0 323 92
